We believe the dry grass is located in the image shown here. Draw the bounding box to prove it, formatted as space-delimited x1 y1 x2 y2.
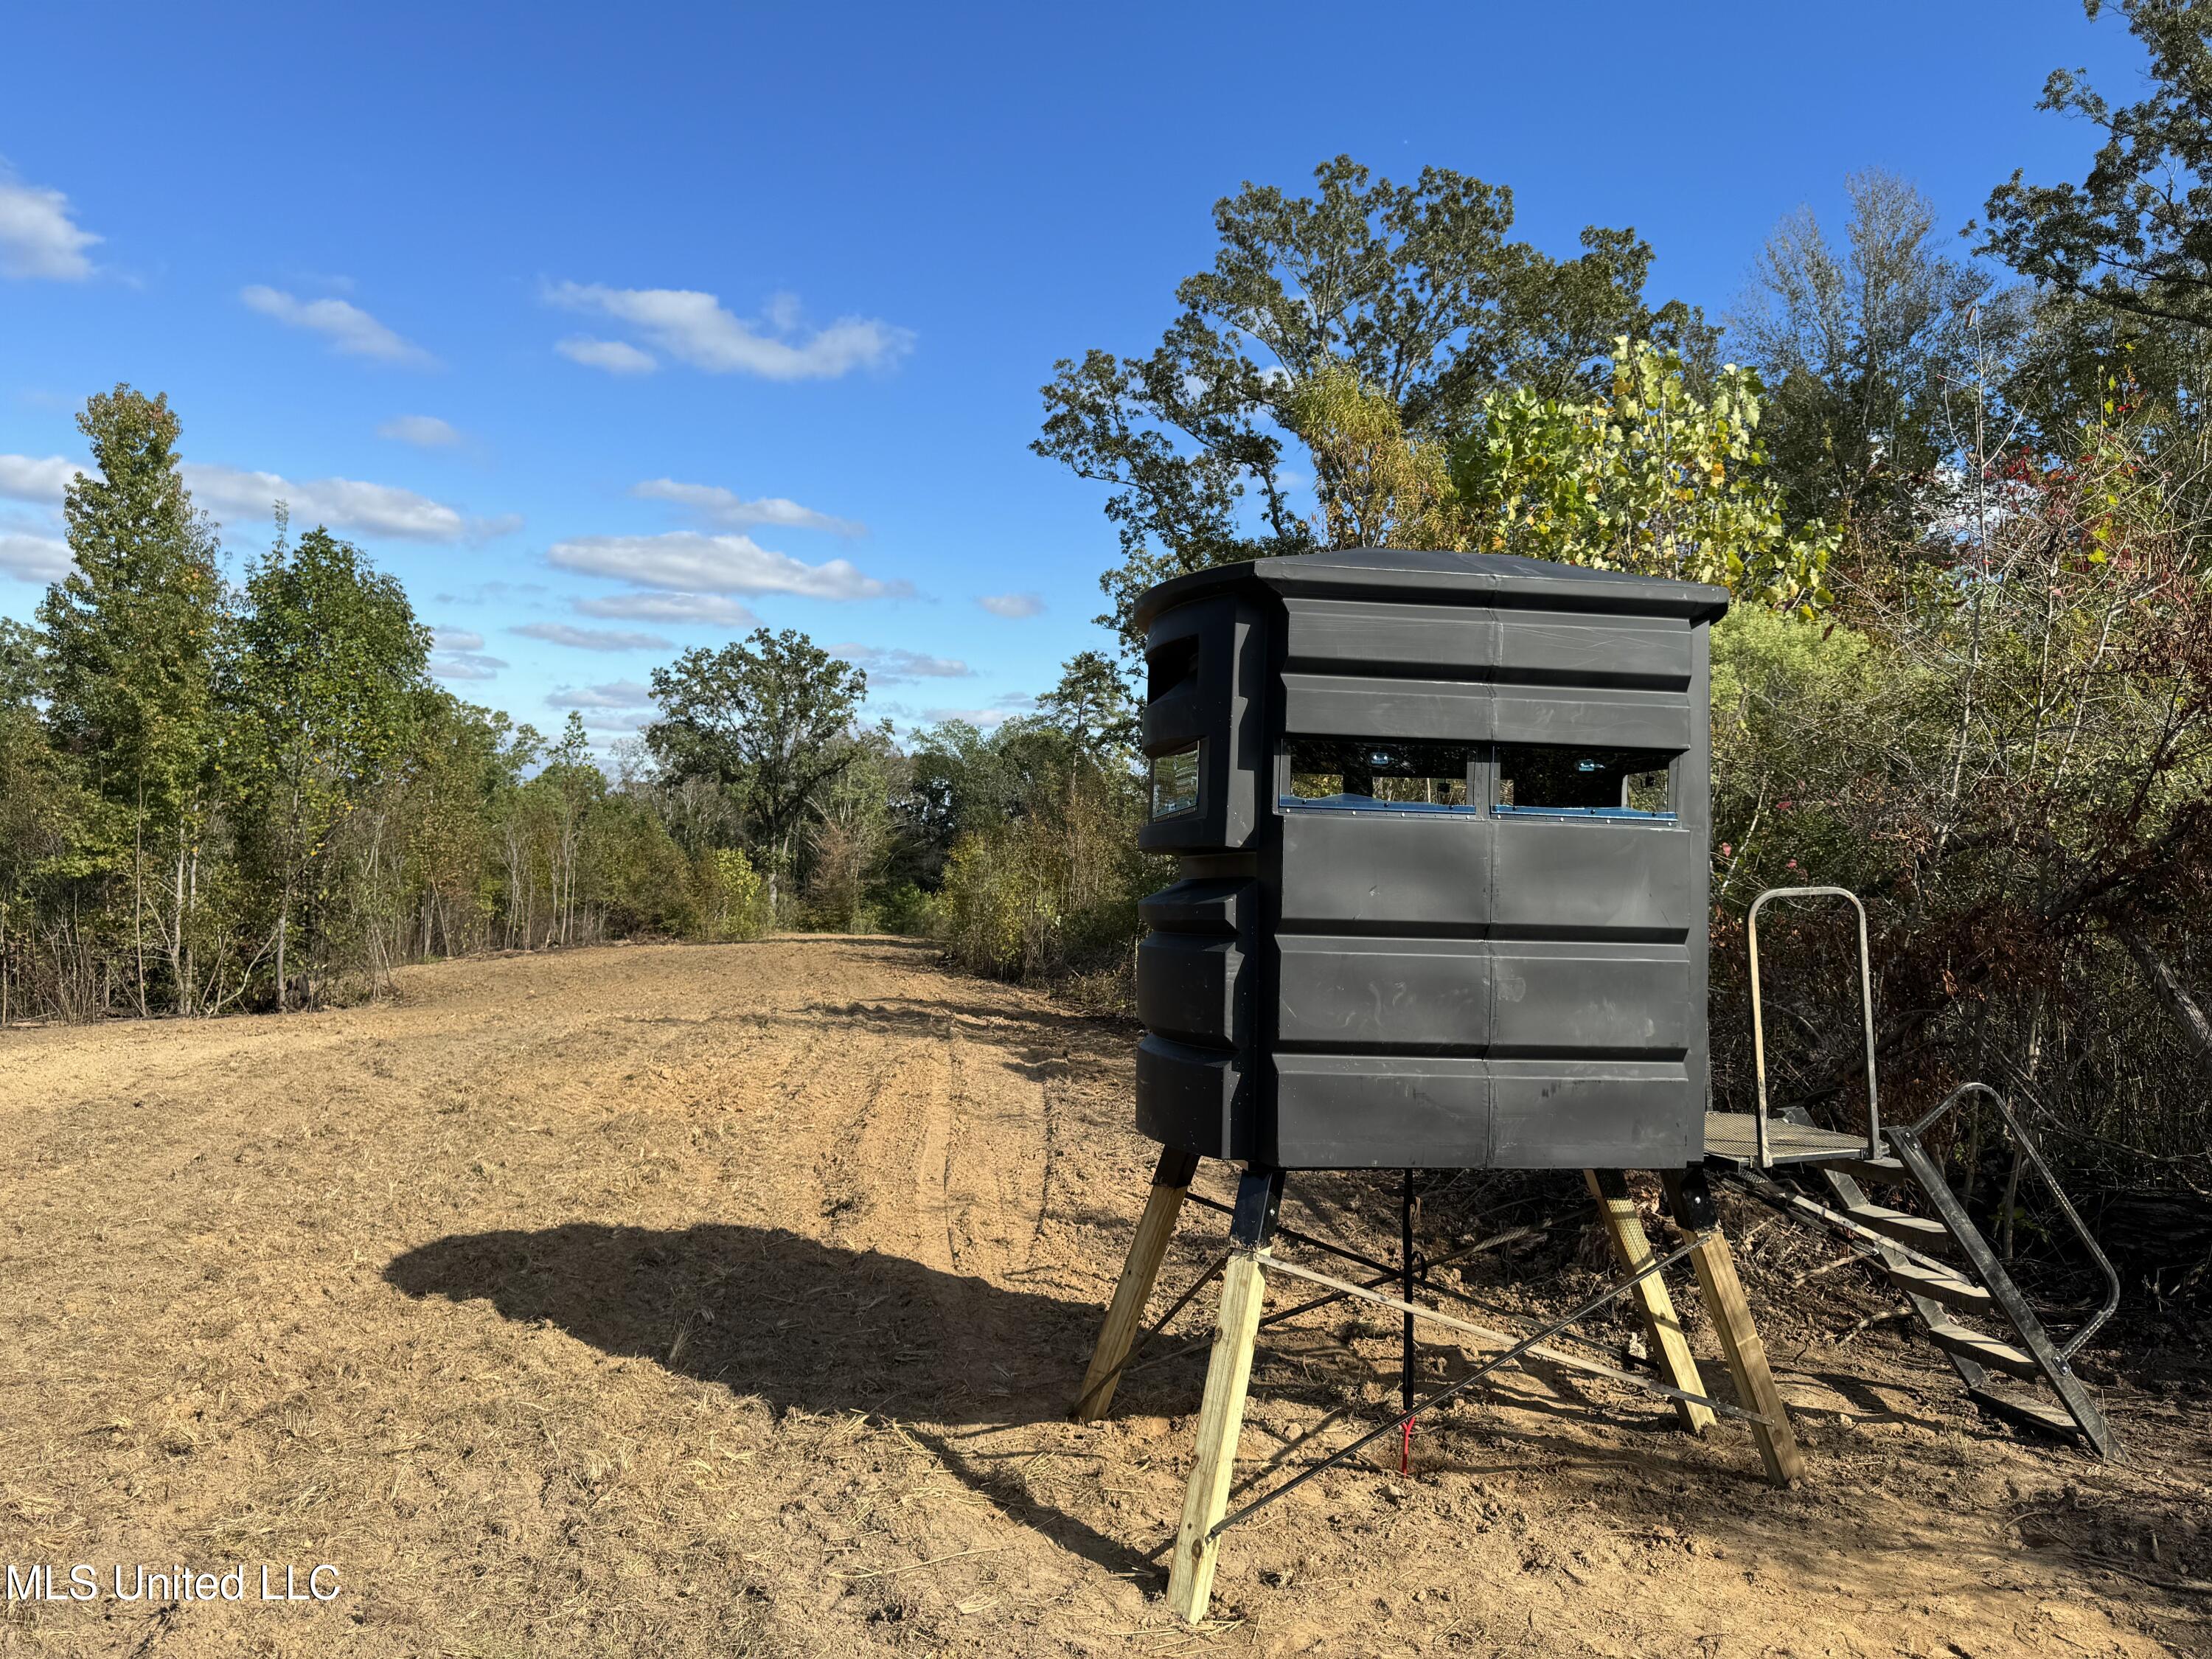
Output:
0 936 2203 1657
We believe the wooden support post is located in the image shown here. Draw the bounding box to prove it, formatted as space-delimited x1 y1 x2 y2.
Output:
1166 1166 1281 1625
1073 1146 1200 1422
1583 1169 1714 1436
1660 1169 1805 1487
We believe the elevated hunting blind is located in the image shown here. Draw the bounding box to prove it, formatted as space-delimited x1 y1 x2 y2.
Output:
1075 549 2120 1625
1132 546 1726 1172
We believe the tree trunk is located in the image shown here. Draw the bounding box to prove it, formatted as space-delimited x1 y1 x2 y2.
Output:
133 790 148 1018
2118 927 2212 1089
170 840 189 1016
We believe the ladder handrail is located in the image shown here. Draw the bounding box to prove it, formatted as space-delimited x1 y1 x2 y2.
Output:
1746 886 1881 1168
1907 1082 2121 1361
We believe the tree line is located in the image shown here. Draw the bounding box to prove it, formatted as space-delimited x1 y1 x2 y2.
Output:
0 387 1152 1021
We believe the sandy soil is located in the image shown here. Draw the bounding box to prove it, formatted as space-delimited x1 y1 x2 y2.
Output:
0 936 2204 1658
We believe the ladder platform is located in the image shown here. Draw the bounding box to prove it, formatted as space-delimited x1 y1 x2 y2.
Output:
1703 1113 1871 1168
1925 1321 2039 1380
1844 1202 1955 1253
1831 1155 1910 1186
1879 1257 1992 1315
1968 1385 2086 1441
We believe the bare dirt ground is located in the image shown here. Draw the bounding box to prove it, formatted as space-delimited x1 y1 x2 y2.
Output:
0 937 2205 1658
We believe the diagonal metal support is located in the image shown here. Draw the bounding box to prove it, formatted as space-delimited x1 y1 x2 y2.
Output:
1203 1234 1720 1544
1121 1230 1528 1382
1183 1189 1399 1279
1256 1249 1760 1426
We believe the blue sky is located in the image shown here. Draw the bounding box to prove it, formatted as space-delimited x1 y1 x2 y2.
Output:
0 1 2148 747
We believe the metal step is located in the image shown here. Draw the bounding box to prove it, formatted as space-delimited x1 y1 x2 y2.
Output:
1877 1256 1994 1315
1844 1201 1955 1253
1887 1127 2118 1459
1967 1385 2086 1442
1924 1321 2039 1380
1831 1155 1910 1187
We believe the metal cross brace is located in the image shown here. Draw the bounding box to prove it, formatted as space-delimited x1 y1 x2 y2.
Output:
1204 1232 1751 1543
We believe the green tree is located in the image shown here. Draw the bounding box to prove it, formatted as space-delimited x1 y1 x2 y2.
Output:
1981 1 2212 333
232 521 431 1007
1281 361 1467 553
386 691 526 963
1450 338 1836 611
805 725 900 932
0 619 86 1023
644 628 867 908
1034 650 1139 766
1732 170 2024 549
38 385 226 1014
1035 156 1713 644
532 713 605 947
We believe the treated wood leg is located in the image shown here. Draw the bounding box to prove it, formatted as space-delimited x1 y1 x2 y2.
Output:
1584 1169 1714 1436
1073 1147 1200 1421
1166 1166 1281 1624
1660 1169 1805 1487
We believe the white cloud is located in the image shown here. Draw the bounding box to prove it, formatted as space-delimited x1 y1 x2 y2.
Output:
512 622 672 652
0 165 100 280
546 282 914 380
433 626 485 651
632 477 863 537
832 643 972 683
437 580 546 605
241 285 436 366
546 531 908 599
378 414 464 448
549 679 653 709
3 453 515 549
555 335 658 375
920 706 1020 728
978 591 1046 619
467 512 525 543
0 531 70 581
573 591 759 628
548 680 656 728
429 650 507 682
182 464 515 544
0 453 81 504
916 689 1034 727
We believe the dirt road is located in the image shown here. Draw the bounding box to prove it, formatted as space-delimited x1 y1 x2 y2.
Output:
0 939 2202 1656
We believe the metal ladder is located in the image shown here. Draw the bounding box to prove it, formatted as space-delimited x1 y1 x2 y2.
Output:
1726 888 2123 1458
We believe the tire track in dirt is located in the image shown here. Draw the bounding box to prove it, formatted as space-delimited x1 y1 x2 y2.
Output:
936 1017 1048 1281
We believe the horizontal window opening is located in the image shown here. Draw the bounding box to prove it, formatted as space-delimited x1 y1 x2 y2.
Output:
1150 741 1201 819
1284 738 1473 812
1497 745 1674 818
1147 636 1200 704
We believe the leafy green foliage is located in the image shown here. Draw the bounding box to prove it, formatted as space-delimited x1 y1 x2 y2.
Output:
1733 170 2023 549
232 523 431 1004
646 628 869 895
1450 338 1837 610
690 846 768 941
925 653 1155 991
1034 156 1712 644
1981 0 2212 332
37 385 227 1013
1282 361 1464 552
